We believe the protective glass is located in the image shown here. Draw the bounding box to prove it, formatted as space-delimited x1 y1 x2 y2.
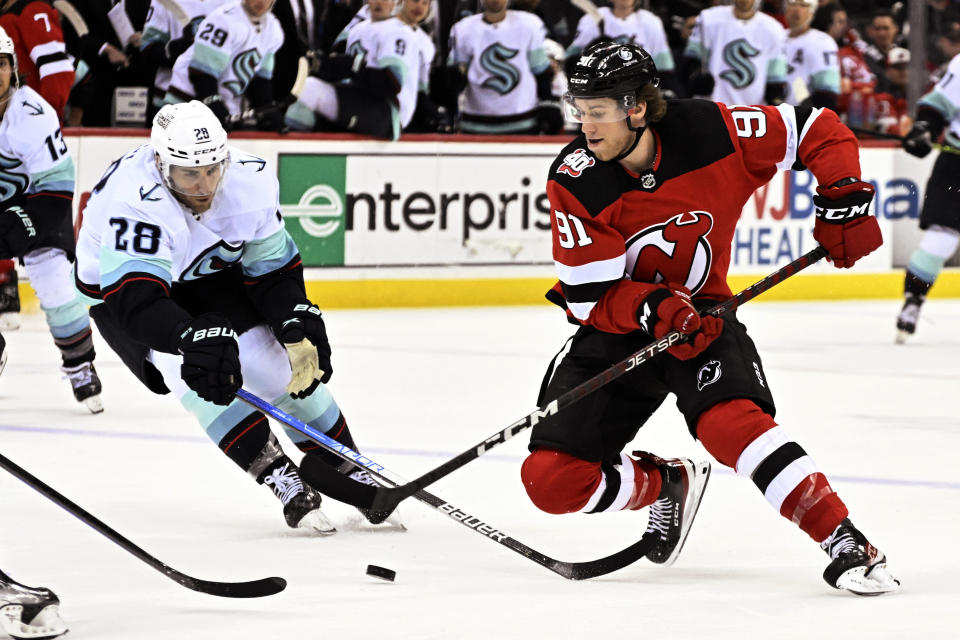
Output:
562 94 636 124
167 159 228 197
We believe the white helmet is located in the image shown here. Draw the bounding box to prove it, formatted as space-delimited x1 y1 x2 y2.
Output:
784 0 817 10
151 101 229 198
0 25 19 86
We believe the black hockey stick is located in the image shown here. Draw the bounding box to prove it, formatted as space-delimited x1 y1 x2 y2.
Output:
362 245 830 515
237 389 656 580
847 125 960 154
0 452 286 598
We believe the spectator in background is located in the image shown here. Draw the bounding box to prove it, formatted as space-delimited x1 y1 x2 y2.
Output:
925 0 960 69
164 0 286 132
930 23 960 86
868 45 909 135
683 0 787 106
861 9 899 82
784 0 839 110
565 0 679 98
813 3 876 126
285 0 436 139
444 0 560 134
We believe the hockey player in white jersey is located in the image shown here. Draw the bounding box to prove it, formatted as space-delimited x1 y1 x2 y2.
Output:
784 0 839 110
0 26 103 413
565 0 676 94
683 0 787 106
74 101 402 534
445 0 560 134
165 0 286 131
286 0 436 139
140 0 231 122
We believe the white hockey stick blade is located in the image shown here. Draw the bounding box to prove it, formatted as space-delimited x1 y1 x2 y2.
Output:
290 56 309 98
53 0 89 37
569 0 603 26
156 0 190 27
791 76 810 104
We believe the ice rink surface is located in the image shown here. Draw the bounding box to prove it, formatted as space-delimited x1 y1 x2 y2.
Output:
1 299 958 640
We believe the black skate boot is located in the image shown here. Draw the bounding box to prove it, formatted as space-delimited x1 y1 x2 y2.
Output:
346 468 406 530
0 270 20 331
61 361 103 414
264 461 336 535
0 569 68 639
635 452 711 566
820 518 900 595
895 293 924 344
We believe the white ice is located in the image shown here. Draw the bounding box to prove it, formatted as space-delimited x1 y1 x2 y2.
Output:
1 299 958 640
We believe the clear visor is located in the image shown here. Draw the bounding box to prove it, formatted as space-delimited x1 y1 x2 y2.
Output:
165 159 228 198
562 94 637 124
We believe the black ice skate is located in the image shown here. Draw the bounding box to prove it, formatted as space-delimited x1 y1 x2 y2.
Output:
820 518 900 596
61 361 103 414
265 461 336 535
0 570 68 640
347 468 406 531
0 332 7 377
0 271 21 331
895 293 924 344
635 452 711 566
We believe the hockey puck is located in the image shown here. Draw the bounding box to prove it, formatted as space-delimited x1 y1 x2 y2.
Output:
366 565 396 582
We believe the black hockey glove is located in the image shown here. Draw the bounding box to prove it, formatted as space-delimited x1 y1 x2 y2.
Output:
902 121 934 158
201 94 231 129
164 25 194 65
687 71 714 97
177 313 242 406
316 50 366 83
256 106 287 133
537 101 564 134
275 303 332 398
0 203 38 260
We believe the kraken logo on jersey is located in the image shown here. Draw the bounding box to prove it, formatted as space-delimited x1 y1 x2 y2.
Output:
480 43 522 95
223 48 263 96
624 211 714 294
347 40 367 60
719 38 760 90
0 153 29 202
181 240 243 281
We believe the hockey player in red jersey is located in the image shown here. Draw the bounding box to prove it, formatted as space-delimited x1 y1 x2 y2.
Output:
520 41 899 595
0 0 73 117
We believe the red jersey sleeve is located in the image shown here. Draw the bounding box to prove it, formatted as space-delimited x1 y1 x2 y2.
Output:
16 2 74 116
547 180 663 334
721 103 862 189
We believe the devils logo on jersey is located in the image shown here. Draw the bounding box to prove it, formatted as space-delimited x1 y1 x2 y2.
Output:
624 211 714 293
557 149 596 178
697 359 722 391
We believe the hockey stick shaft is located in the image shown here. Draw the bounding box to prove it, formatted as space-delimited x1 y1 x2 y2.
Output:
227 57 309 126
367 245 830 513
236 389 655 580
0 452 285 598
847 125 960 154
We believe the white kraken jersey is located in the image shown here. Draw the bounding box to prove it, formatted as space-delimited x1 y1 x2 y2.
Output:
346 17 435 127
448 11 550 117
166 0 284 114
0 86 74 204
141 0 230 94
785 28 840 104
685 6 787 106
567 7 674 72
75 144 299 302
333 4 371 48
918 53 960 147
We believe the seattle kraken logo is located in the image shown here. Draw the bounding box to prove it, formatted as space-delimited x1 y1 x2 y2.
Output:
181 240 243 281
347 40 367 60
480 43 521 95
720 38 760 89
224 48 263 96
0 153 29 201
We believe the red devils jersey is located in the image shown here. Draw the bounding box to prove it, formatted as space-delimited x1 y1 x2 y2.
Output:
546 99 861 333
0 0 74 118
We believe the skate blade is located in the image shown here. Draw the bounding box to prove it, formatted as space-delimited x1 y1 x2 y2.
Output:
0 603 68 639
836 563 901 596
0 349 7 377
660 460 712 568
0 313 20 331
894 330 911 345
82 395 104 414
296 510 337 536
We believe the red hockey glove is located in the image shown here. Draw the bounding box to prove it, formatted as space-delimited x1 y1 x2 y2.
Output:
636 284 724 360
812 178 882 269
